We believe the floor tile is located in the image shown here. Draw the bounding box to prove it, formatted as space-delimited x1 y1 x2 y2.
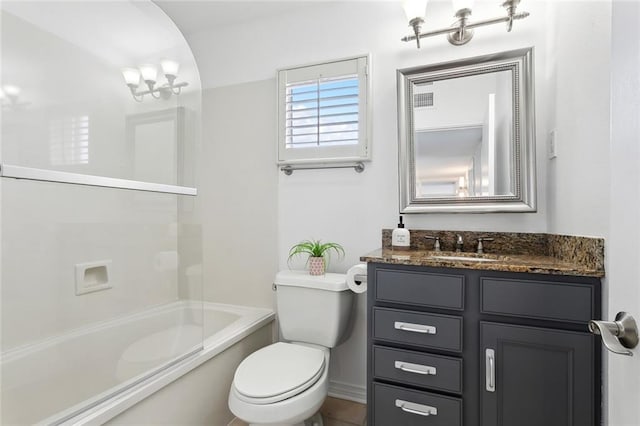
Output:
227 418 248 426
320 397 367 426
229 397 366 426
324 418 359 426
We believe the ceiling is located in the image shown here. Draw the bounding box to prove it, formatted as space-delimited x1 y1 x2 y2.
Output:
154 1 327 36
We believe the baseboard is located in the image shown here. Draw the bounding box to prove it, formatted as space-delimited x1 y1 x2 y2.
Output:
328 380 367 404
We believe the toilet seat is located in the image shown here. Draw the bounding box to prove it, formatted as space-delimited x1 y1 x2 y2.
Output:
232 342 326 405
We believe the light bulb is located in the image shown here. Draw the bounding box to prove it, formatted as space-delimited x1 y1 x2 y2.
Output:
121 68 141 87
3 84 21 97
452 0 474 13
139 64 158 84
160 59 180 78
402 0 428 21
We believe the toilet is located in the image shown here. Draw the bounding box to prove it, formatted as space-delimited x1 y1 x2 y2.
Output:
228 270 354 426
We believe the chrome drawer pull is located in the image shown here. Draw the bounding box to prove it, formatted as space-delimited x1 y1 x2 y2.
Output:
394 361 437 375
394 321 437 334
486 348 495 392
395 399 438 416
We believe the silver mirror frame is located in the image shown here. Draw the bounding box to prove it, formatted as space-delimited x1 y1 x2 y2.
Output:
398 47 536 213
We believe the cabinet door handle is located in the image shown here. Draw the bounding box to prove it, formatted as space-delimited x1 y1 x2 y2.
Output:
395 399 438 416
394 361 437 375
486 348 495 392
394 321 437 334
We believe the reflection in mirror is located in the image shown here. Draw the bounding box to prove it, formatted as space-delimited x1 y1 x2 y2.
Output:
0 1 201 187
415 126 483 198
398 48 536 213
127 108 183 186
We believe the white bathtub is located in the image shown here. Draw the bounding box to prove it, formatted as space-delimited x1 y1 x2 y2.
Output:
0 301 274 425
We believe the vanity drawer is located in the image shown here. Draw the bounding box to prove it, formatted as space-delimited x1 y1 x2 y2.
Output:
373 382 462 426
481 277 595 323
373 307 463 352
373 345 462 394
375 269 465 310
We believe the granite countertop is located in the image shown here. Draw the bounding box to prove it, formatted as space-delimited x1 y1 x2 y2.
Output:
362 229 605 277
360 249 604 277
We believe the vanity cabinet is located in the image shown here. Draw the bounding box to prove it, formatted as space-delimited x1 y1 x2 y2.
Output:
480 322 594 426
366 263 601 426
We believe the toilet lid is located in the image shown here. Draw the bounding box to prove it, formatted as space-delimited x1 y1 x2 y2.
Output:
233 342 325 403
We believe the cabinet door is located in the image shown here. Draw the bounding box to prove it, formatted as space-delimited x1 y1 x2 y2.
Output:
480 322 595 426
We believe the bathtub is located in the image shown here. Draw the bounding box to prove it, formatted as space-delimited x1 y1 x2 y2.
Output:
0 301 275 425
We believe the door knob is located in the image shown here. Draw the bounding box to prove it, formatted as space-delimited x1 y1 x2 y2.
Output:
589 312 638 356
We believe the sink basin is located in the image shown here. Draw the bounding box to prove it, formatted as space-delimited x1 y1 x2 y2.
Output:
428 255 499 263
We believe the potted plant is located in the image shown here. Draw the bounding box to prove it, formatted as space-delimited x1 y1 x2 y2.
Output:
288 239 345 276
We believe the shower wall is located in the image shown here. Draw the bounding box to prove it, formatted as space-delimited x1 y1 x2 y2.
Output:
1 182 183 349
1 1 202 423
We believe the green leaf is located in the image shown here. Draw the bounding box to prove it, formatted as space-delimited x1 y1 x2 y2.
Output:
287 239 345 268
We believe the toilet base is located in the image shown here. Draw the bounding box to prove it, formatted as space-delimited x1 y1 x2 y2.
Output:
304 412 324 426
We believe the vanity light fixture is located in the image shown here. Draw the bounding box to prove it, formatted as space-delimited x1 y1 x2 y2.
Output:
1 84 29 109
121 60 188 102
2 84 21 101
402 0 529 48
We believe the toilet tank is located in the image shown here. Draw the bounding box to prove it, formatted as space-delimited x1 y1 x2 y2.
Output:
274 270 354 348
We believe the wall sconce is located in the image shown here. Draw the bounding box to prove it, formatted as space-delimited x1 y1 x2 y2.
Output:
121 59 188 102
401 0 529 48
2 84 21 102
1 84 29 109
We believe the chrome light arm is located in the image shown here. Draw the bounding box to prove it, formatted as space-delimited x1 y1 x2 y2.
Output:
402 0 529 47
130 81 189 99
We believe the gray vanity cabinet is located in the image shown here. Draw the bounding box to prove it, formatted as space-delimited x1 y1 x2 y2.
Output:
366 263 601 426
480 322 595 426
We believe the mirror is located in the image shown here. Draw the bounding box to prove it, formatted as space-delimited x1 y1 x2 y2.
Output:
398 48 536 213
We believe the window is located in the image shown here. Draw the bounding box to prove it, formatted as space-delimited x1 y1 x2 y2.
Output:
277 55 370 165
49 115 90 166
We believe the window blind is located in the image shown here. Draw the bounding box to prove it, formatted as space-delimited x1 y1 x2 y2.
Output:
277 55 370 165
49 115 90 166
285 75 359 149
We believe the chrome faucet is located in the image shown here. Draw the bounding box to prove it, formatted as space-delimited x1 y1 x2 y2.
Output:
424 236 441 252
476 237 495 254
455 234 464 252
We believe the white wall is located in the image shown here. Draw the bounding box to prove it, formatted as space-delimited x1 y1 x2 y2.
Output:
542 4 615 420
545 1 611 237
182 0 557 400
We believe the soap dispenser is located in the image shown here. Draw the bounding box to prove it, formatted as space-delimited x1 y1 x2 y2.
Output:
391 216 410 250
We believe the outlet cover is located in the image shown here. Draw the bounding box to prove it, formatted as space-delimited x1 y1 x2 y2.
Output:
549 129 558 159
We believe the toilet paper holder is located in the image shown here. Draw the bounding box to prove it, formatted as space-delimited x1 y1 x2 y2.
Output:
589 312 638 356
353 274 367 284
